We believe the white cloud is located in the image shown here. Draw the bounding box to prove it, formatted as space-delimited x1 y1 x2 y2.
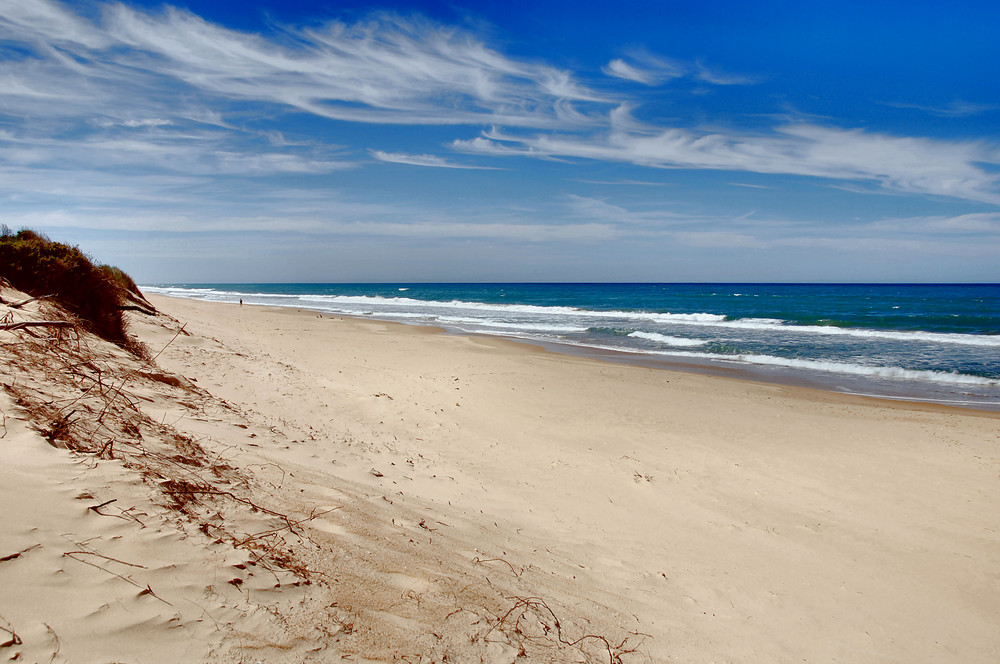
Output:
94 118 173 128
556 195 1000 252
574 179 670 186
99 5 608 128
865 212 1000 234
318 220 616 241
0 0 617 141
369 150 497 169
563 194 689 225
692 61 758 86
603 52 754 86
672 230 763 248
880 100 1000 117
603 58 668 85
0 129 352 176
456 122 1000 204
0 0 109 49
3 198 617 242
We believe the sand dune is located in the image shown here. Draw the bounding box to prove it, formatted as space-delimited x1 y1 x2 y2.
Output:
2 290 998 663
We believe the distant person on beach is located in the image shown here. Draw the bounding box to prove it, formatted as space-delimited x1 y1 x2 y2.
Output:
239 299 243 306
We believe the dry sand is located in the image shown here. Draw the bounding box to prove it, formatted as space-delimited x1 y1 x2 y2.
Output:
2 291 999 663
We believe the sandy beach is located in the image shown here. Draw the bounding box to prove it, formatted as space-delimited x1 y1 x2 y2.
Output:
3 291 999 663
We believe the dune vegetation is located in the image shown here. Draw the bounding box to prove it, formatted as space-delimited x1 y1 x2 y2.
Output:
0 227 153 355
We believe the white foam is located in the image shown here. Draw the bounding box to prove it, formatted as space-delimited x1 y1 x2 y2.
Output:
712 319 1000 347
438 318 588 333
665 350 995 386
293 293 726 321
147 287 1000 349
628 331 708 347
291 294 999 346
729 353 996 385
564 340 998 386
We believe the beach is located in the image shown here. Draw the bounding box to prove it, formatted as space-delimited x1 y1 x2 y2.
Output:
3 292 999 663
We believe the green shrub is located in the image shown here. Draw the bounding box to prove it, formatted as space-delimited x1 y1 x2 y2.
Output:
0 227 144 351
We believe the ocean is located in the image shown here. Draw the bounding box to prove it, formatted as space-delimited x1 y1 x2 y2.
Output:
143 283 1000 412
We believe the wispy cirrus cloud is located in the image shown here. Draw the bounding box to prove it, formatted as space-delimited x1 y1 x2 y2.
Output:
1 0 604 129
561 197 1000 251
563 194 690 225
879 100 1000 117
728 182 776 190
573 179 672 186
455 120 1000 204
865 212 1000 234
0 0 109 48
603 51 756 86
691 62 758 86
369 150 499 169
0 183 617 241
0 127 352 175
0 0 603 191
94 118 173 129
603 57 683 85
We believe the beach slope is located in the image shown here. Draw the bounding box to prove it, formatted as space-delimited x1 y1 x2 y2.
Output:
3 292 998 663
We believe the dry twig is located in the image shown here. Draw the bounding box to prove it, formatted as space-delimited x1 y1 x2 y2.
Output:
0 614 22 649
8 294 55 309
149 323 185 363
484 595 648 664
1 320 74 332
0 544 41 563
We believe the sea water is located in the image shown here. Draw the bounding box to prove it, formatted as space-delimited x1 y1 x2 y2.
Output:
143 283 1000 411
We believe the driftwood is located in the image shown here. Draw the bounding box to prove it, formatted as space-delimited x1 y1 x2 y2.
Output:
0 321 75 331
118 304 157 316
8 294 55 309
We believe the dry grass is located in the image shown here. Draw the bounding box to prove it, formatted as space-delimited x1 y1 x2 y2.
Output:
0 228 153 355
0 293 319 588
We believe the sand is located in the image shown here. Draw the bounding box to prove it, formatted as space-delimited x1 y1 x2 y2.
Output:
2 291 998 663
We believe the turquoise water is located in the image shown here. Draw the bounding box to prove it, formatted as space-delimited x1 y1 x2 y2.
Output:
145 283 1000 411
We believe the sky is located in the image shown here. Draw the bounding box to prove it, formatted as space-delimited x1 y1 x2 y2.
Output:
1 0 999 283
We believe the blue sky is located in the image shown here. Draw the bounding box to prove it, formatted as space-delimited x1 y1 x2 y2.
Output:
1 0 998 282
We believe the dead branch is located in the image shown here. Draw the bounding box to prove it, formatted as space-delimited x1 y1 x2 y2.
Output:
473 556 522 577
164 485 286 520
233 506 341 547
63 549 147 569
95 378 130 423
485 595 648 664
1 544 41 563
43 623 60 664
118 304 157 316
149 323 186 363
61 550 170 606
88 498 117 514
9 294 55 309
96 438 116 459
1 321 75 331
0 613 22 649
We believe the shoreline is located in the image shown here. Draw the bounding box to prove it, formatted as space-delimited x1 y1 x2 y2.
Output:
170 291 1000 414
518 335 1000 414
